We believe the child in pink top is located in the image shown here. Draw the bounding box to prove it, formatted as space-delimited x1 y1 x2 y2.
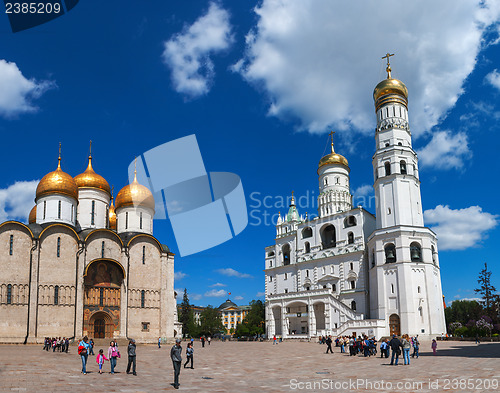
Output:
96 349 109 374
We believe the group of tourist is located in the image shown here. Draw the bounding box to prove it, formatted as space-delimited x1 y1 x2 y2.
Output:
318 333 423 365
43 337 73 353
77 336 138 375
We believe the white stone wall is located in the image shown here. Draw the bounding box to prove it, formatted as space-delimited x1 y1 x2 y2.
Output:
36 195 77 226
116 206 154 235
77 188 110 230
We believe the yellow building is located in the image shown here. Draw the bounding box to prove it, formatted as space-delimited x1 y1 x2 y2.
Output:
218 299 250 333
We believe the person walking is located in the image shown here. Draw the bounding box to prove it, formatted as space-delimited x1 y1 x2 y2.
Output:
389 334 402 365
412 336 419 358
273 335 277 345
78 336 90 374
107 341 121 374
158 337 161 349
183 342 194 369
89 339 95 356
401 334 411 365
431 339 437 355
207 336 211 346
126 339 137 375
325 336 333 354
96 349 109 374
171 338 182 389
201 336 205 348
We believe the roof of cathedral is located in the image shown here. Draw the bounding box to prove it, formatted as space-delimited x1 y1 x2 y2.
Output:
36 155 79 201
29 206 36 224
74 155 111 195
286 193 300 222
373 55 408 111
109 195 116 230
115 170 155 211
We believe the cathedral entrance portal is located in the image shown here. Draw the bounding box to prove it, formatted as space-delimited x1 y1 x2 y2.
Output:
389 314 401 336
83 260 124 338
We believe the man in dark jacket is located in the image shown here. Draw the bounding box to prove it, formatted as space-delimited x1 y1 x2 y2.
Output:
389 335 402 365
170 338 182 389
126 339 137 375
325 336 333 354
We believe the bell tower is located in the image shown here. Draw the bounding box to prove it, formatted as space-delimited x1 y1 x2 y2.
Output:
367 54 446 337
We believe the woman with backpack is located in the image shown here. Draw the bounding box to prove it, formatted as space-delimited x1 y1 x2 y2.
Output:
401 334 411 365
78 336 90 374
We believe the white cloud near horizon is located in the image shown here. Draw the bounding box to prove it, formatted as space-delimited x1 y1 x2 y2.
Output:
236 0 500 136
417 131 472 170
174 271 187 280
216 268 253 278
210 282 226 287
204 289 227 297
0 60 55 118
0 181 38 223
424 205 498 250
162 2 233 98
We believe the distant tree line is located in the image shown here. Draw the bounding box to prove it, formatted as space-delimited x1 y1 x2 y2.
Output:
445 263 500 337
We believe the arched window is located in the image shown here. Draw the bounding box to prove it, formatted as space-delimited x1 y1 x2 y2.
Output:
54 286 59 305
371 250 375 268
140 212 143 229
410 242 422 262
391 284 394 294
282 244 291 265
347 232 354 244
335 177 340 184
9 235 13 256
417 286 421 294
324 178 328 186
431 245 436 265
142 245 146 264
398 142 402 146
141 290 145 308
7 284 12 304
101 241 105 258
306 270 309 277
350 280 355 289
57 237 61 258
351 300 356 311
400 160 407 175
91 200 95 225
58 200 62 219
125 212 128 229
385 162 391 176
332 284 336 292
302 227 313 239
43 201 46 220
385 243 396 263
305 242 310 253
321 225 336 249
267 251 275 257
350 262 354 270
344 216 357 228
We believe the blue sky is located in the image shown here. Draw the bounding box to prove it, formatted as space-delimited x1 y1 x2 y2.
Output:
0 1 499 307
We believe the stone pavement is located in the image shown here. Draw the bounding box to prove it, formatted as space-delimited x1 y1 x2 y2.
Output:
0 340 499 392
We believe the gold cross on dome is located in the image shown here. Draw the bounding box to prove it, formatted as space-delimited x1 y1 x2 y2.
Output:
381 53 394 79
329 130 335 153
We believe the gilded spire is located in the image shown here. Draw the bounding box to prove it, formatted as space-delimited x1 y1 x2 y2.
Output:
382 52 394 79
133 157 138 182
58 142 62 169
329 130 335 153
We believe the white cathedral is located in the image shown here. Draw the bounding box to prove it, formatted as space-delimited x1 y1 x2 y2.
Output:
264 60 446 339
0 148 180 343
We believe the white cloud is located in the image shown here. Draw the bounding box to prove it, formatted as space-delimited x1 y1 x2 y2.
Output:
174 271 187 280
256 292 265 298
0 60 55 118
216 268 253 278
485 69 500 91
0 180 38 223
236 0 500 136
210 282 226 287
424 205 498 250
234 295 244 300
204 289 227 297
417 131 471 170
162 2 233 98
191 294 203 301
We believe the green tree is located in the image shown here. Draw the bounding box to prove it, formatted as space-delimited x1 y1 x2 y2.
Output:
180 289 194 336
444 299 483 327
474 262 499 321
199 305 224 336
235 300 266 337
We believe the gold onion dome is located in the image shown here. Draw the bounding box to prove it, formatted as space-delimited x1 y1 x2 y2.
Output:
36 156 78 201
74 155 111 195
115 171 155 211
318 133 349 170
29 205 36 224
109 192 117 230
373 53 408 111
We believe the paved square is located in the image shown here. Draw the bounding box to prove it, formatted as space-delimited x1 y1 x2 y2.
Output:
0 340 499 392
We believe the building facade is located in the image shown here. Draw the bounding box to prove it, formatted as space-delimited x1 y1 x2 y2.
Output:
0 151 181 343
219 299 250 333
265 62 446 339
